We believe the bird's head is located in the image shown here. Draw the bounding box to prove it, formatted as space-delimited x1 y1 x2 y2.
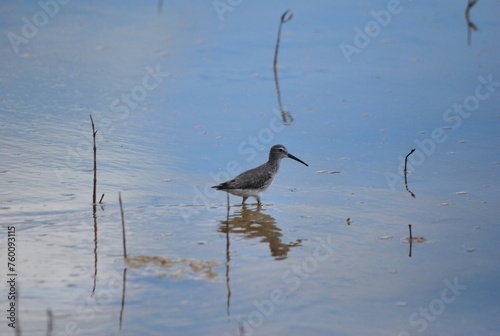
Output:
270 144 308 166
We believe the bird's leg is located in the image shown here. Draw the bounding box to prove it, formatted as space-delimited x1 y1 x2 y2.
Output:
242 197 248 205
255 195 261 206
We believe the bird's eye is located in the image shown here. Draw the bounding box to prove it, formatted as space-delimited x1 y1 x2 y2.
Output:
279 148 284 151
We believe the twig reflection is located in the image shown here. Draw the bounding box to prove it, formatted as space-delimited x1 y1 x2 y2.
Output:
119 268 127 329
273 10 294 125
46 308 53 336
91 204 98 296
15 286 20 336
404 148 416 198
225 200 231 318
465 0 479 46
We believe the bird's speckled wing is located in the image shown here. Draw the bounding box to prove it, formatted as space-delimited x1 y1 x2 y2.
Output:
215 163 275 190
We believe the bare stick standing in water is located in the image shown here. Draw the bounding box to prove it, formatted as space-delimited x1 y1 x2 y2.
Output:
90 115 98 204
90 115 99 295
408 224 413 257
119 192 127 259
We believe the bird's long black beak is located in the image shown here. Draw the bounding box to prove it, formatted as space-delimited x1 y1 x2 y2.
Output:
288 153 308 167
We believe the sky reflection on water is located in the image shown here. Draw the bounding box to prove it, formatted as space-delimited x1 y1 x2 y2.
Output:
1 1 499 335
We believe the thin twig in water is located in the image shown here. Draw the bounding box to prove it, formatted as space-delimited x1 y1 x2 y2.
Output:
408 224 413 258
99 193 105 204
119 192 127 259
90 115 98 205
90 115 100 295
404 148 416 198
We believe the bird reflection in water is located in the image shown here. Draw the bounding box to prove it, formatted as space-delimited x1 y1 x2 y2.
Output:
218 205 301 260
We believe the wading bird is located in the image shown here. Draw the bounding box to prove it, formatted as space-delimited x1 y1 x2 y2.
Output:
212 144 308 205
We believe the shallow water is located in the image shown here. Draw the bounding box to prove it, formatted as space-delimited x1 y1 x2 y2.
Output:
1 1 500 335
